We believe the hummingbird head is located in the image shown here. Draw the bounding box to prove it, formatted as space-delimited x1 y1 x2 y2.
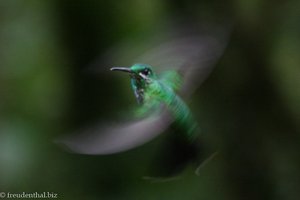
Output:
110 63 155 82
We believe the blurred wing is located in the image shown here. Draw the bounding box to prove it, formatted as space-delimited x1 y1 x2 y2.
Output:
93 24 230 97
56 110 172 155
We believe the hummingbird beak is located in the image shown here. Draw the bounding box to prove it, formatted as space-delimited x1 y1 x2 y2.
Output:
110 67 132 73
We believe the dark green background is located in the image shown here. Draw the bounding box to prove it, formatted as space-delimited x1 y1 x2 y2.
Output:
0 0 299 199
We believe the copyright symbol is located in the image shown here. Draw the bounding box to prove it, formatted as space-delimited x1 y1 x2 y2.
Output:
0 192 5 198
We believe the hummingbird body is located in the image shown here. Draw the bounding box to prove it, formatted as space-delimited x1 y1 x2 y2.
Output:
111 63 198 140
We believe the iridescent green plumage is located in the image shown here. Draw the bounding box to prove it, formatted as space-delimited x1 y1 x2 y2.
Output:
111 63 198 140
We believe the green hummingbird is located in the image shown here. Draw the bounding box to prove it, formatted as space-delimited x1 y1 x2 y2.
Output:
56 31 228 176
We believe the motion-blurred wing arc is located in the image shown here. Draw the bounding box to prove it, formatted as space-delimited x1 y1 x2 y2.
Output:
56 111 172 155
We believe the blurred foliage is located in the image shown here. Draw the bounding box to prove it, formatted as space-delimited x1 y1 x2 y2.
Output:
0 0 299 200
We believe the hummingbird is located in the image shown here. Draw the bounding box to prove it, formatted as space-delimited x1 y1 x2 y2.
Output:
56 29 228 176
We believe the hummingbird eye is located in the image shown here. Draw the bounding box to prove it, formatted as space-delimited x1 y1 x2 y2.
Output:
142 69 150 76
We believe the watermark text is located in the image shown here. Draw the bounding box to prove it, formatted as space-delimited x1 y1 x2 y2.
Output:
0 192 58 199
